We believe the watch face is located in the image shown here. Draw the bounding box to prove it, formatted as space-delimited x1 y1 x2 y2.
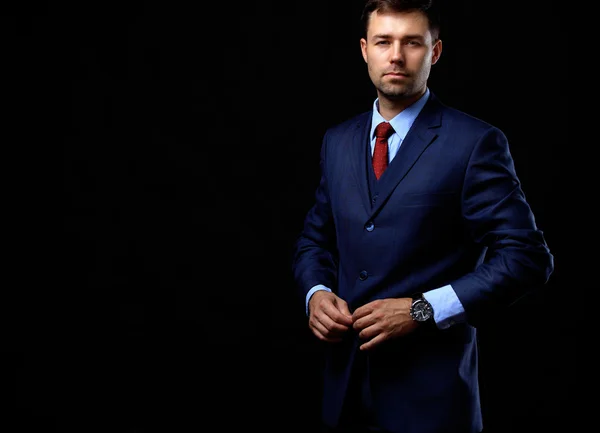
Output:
412 300 433 322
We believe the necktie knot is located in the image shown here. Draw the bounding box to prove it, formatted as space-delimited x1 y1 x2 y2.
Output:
375 122 394 139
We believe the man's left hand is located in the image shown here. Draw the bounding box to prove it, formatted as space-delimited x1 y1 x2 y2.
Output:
352 298 419 350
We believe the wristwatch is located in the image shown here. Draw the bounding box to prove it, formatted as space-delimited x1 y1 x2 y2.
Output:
409 293 434 323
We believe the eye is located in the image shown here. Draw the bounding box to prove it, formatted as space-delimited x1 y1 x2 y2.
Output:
375 40 390 45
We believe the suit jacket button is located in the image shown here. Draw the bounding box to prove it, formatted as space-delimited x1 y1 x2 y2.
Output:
365 222 374 232
359 270 368 281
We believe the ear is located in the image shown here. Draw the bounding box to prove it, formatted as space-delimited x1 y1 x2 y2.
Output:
360 38 368 63
431 39 442 65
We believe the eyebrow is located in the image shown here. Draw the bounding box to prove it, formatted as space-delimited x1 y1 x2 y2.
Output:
372 33 425 40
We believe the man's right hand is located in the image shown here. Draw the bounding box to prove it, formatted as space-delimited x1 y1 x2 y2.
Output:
308 290 353 343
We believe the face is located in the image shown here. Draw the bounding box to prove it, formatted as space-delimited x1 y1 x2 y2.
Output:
360 9 442 105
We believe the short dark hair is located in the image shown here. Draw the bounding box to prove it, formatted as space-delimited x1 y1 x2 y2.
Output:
360 0 441 40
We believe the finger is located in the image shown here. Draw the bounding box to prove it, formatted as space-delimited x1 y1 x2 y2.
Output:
336 299 353 324
353 314 374 332
322 310 352 335
324 302 352 328
311 326 343 343
313 312 349 338
330 310 353 328
359 332 385 351
352 304 372 322
311 319 345 343
311 320 334 341
356 321 379 340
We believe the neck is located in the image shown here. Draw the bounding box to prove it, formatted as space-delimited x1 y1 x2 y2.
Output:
377 88 426 120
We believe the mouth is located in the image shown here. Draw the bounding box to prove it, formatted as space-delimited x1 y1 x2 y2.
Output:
385 72 409 78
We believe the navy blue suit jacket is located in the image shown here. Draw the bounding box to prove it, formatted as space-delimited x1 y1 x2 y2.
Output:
292 92 554 433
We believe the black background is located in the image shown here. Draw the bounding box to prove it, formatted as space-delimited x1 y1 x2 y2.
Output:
6 1 575 432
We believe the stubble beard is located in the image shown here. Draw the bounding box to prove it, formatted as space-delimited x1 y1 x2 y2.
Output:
377 80 414 101
376 72 430 104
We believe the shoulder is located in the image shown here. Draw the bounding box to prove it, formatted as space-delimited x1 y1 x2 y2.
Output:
430 94 506 139
445 106 501 134
324 110 371 138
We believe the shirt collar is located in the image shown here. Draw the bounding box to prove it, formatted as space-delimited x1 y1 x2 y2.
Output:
370 87 430 141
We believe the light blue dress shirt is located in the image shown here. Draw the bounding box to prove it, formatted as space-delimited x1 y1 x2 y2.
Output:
305 88 466 330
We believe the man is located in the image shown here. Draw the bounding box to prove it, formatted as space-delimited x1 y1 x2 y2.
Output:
291 1 554 432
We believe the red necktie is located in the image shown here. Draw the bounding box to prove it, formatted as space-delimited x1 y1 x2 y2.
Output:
373 122 394 180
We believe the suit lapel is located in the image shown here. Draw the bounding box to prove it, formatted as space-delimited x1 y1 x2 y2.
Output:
370 95 443 217
345 95 444 219
347 112 373 214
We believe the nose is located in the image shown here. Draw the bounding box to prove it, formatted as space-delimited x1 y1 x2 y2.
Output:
390 41 404 63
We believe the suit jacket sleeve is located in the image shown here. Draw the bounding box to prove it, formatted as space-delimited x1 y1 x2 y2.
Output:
451 125 554 325
292 130 339 302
